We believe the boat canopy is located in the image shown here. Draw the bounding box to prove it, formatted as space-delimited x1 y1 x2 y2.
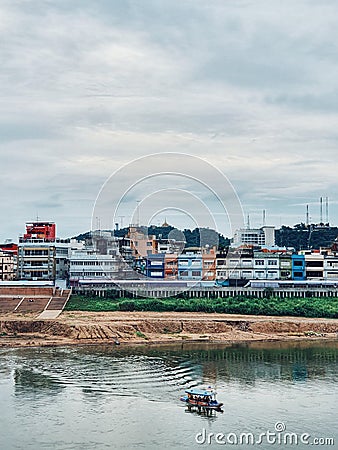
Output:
185 388 216 397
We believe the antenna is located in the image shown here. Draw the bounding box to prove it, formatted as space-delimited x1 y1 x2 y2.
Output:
325 197 329 224
306 204 309 226
119 215 125 228
136 200 141 226
320 197 323 224
262 209 266 227
247 214 251 229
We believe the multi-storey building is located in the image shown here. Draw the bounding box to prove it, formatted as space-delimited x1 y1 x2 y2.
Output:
128 225 157 257
145 254 165 278
0 251 15 281
279 254 293 280
202 247 216 281
17 238 70 281
291 254 306 280
324 253 338 280
17 221 70 282
215 249 290 282
69 231 135 284
299 250 324 279
164 254 178 279
69 249 121 283
177 253 203 280
233 226 275 247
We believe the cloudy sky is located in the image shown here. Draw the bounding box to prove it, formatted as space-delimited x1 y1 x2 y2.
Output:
1 0 338 241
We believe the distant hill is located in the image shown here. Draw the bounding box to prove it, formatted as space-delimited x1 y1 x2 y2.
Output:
72 226 231 250
73 223 338 252
275 223 338 251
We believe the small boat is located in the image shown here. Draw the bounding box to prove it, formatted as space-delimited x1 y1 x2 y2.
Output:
180 386 223 411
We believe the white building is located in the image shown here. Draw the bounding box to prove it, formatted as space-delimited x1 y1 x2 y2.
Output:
216 250 281 281
233 226 275 247
17 238 70 282
69 232 135 284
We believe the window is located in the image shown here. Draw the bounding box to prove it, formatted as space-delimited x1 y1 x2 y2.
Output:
293 260 303 267
147 242 152 246
179 270 188 277
150 260 162 266
192 271 201 277
191 260 201 267
280 261 290 267
294 271 303 277
268 260 277 266
150 271 162 277
307 261 323 267
281 271 290 277
255 260 264 265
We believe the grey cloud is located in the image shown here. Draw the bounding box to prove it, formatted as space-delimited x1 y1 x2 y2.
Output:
1 0 338 240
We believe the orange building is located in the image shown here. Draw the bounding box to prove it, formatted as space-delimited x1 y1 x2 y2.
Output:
202 247 216 280
128 226 157 258
164 254 178 279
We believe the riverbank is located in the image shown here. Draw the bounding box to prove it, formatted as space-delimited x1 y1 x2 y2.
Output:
0 311 337 347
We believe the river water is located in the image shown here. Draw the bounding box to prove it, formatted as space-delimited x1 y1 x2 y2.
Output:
0 341 337 449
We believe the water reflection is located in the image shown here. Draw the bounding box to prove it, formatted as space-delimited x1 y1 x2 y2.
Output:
14 368 65 397
0 340 337 450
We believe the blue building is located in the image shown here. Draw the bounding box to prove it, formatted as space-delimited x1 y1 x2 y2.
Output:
292 254 306 280
177 253 203 280
146 254 165 278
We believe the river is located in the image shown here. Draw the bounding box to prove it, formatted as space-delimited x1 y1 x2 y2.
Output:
0 340 337 449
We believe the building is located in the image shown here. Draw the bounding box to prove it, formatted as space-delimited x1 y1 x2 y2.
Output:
324 253 338 280
128 225 157 257
279 254 293 280
17 222 70 283
24 222 56 241
233 226 275 247
156 238 185 254
69 231 135 284
0 251 15 281
145 254 165 278
69 249 121 283
17 238 70 282
215 248 285 283
177 253 203 280
300 250 324 279
164 254 178 279
291 254 306 280
202 247 216 281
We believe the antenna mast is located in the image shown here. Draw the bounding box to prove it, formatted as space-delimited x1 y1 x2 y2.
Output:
320 197 323 224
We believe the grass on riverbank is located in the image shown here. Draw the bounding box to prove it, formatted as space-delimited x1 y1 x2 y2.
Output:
65 295 338 318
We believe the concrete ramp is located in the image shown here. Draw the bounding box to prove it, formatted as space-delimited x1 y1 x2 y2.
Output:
38 310 63 319
37 288 72 320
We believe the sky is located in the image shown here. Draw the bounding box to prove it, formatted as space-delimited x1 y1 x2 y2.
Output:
1 0 338 241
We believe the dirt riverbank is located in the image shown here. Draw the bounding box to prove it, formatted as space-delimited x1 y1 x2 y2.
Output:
0 311 337 348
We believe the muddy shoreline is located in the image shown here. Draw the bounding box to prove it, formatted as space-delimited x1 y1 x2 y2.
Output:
0 311 337 348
